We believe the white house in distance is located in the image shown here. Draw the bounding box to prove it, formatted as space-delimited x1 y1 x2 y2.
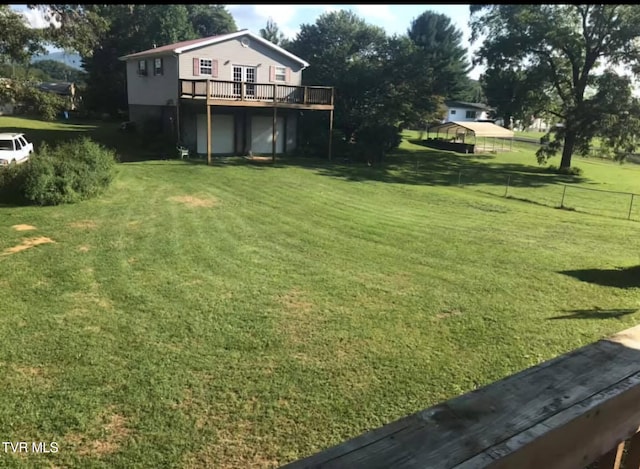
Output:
442 100 494 123
118 29 334 162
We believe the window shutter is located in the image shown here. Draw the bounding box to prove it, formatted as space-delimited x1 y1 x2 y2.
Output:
193 58 200 76
212 59 218 78
285 67 291 83
269 66 275 82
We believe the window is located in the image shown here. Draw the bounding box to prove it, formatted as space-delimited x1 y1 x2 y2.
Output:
450 110 456 115
18 137 28 147
15 139 22 150
154 58 163 76
0 140 13 151
274 66 286 82
200 58 212 75
137 60 147 76
466 110 477 119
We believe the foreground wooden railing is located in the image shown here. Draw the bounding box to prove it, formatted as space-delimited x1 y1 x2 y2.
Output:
282 324 640 469
179 79 334 109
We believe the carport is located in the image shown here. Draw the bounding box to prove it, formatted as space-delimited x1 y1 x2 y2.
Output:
425 121 515 153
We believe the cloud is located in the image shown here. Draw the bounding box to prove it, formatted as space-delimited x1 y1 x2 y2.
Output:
19 7 49 29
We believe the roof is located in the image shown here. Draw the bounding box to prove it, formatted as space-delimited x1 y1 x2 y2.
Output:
118 30 310 67
428 121 515 138
445 100 491 111
37 82 74 95
0 133 25 139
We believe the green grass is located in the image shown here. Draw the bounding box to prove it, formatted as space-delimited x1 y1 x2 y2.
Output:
514 130 548 140
1 118 640 468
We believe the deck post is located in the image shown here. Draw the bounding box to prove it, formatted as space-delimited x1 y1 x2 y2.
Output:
206 80 212 165
272 105 277 164
303 86 308 105
241 82 245 101
207 104 212 165
328 108 334 161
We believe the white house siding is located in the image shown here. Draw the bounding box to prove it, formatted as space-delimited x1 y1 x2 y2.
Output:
179 36 304 85
445 106 490 122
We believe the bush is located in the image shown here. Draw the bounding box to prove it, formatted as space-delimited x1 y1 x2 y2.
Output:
0 164 28 205
16 86 67 121
18 138 117 206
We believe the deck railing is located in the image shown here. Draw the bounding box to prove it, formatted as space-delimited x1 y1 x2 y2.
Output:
179 79 333 107
282 324 640 469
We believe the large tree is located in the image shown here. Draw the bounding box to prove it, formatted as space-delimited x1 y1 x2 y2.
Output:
289 10 458 163
480 66 552 130
259 18 286 46
470 4 640 169
408 11 471 101
0 5 45 65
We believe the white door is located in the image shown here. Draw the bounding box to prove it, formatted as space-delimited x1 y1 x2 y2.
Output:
251 116 285 154
233 66 256 97
196 114 234 154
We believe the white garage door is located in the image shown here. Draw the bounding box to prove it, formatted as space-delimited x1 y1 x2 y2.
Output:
251 116 284 154
196 114 234 154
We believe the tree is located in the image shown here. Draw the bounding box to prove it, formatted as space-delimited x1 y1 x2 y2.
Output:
289 11 448 164
480 66 552 130
260 18 285 46
407 11 471 101
187 5 237 37
0 5 45 65
470 4 640 170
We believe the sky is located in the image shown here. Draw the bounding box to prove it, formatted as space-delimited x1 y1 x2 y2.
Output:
10 4 484 80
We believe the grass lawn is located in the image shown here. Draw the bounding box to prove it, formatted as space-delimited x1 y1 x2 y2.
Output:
514 130 548 140
1 117 639 468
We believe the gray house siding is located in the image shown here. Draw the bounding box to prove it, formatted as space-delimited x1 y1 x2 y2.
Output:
126 54 179 106
178 37 303 85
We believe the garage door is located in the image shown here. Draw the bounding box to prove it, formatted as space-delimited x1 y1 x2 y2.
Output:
196 114 234 154
251 116 284 154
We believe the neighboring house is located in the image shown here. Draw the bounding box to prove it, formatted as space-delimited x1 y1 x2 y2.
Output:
118 29 334 159
443 100 494 123
37 82 79 111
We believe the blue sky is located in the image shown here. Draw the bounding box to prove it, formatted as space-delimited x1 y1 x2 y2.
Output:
10 4 483 79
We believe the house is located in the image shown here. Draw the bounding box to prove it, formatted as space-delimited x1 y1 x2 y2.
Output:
118 29 334 161
37 82 79 111
442 100 494 123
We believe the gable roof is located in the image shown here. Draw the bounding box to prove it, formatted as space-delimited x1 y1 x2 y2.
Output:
118 30 310 67
428 121 514 138
445 100 491 112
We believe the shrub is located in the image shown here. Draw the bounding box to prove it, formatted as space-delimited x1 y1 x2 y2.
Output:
21 138 117 206
17 86 67 121
0 163 28 205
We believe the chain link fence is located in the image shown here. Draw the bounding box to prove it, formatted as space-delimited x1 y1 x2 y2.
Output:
455 170 640 221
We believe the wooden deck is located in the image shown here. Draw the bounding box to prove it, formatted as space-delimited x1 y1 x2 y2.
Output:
179 79 334 110
282 324 640 469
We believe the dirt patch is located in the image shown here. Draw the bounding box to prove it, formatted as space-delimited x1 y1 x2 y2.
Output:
182 420 280 469
435 309 463 320
78 245 91 253
275 288 317 347
168 195 218 208
2 237 55 256
69 220 98 229
277 288 313 314
11 224 36 231
67 410 130 457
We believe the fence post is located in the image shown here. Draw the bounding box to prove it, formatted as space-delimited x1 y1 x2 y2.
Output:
505 175 511 197
629 193 635 220
458 170 462 187
560 185 567 208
